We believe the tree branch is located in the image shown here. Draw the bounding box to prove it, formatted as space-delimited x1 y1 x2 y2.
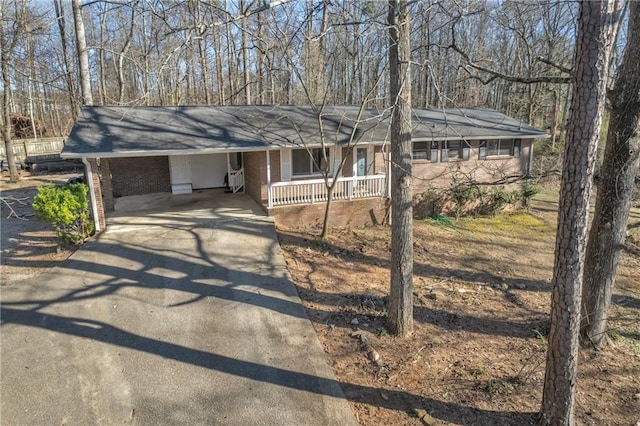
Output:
620 243 640 257
536 56 573 74
449 18 572 85
1 196 31 220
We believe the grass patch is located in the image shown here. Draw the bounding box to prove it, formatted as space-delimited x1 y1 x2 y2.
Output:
458 212 550 235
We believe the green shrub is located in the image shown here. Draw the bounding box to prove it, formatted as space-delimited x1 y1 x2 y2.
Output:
479 187 514 215
450 183 480 217
32 183 94 245
520 181 540 209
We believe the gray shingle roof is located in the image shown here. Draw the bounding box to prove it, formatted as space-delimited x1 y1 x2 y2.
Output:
61 105 547 158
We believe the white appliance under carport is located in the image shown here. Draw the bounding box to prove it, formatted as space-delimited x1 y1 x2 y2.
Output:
169 153 244 195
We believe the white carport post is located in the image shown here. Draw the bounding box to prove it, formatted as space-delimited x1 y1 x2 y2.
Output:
266 150 272 208
227 152 231 186
82 156 101 233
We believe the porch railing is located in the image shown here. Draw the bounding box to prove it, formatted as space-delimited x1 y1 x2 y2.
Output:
229 168 244 193
268 174 386 208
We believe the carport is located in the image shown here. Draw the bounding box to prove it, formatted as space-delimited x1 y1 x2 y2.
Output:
109 188 263 217
1 194 356 424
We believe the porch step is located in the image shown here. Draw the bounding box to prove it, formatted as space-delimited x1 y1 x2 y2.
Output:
171 183 193 195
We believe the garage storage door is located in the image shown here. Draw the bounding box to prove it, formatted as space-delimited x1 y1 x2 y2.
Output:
191 154 228 189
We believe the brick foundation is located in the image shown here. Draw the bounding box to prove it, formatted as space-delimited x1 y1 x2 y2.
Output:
268 197 388 229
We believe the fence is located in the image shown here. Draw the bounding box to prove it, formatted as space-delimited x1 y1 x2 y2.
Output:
0 137 65 162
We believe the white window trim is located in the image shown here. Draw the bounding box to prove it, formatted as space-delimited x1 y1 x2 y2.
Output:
485 139 520 158
290 147 332 178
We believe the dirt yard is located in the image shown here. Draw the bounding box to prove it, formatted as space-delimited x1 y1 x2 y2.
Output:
0 171 80 285
2 172 639 425
278 186 640 426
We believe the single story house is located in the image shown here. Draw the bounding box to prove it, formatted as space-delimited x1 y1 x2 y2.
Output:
60 105 547 231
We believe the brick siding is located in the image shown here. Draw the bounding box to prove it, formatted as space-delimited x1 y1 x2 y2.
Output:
87 159 106 231
244 151 267 204
110 156 171 197
100 158 115 212
411 140 531 193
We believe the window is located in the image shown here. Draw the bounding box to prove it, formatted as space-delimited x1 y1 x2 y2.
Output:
441 140 469 162
481 139 521 158
292 148 330 176
412 141 438 162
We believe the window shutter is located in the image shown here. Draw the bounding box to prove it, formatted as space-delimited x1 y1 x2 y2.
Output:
430 141 438 163
281 149 292 181
479 141 487 160
463 142 470 161
332 147 342 177
513 139 521 157
441 142 449 162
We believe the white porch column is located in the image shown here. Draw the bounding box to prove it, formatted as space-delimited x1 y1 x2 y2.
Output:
266 150 272 208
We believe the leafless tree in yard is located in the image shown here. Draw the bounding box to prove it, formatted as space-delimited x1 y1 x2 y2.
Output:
387 0 413 338
0 1 26 182
72 0 93 106
540 1 622 424
264 1 390 240
580 0 640 350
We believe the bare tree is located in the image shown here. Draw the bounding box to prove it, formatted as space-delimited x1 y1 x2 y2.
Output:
0 1 24 183
72 0 92 106
387 0 413 338
540 1 622 424
54 0 77 116
580 0 640 349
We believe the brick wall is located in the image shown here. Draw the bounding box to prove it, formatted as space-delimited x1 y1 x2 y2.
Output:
100 158 115 212
268 197 388 228
412 140 531 194
269 151 281 183
244 151 267 204
110 156 171 197
87 159 106 231
374 146 386 174
243 150 281 207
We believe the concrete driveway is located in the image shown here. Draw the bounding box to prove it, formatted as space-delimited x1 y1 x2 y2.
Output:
0 192 356 425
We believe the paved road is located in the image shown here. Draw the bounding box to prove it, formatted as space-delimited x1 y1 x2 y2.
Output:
1 195 356 425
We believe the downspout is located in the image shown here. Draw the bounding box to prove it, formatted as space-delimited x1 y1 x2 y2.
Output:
82 156 101 233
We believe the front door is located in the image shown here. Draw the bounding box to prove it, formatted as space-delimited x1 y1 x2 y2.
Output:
356 148 367 177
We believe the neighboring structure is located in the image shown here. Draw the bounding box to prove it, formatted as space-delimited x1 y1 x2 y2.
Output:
61 105 547 230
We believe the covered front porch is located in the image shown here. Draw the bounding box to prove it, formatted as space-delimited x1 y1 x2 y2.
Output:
267 174 387 208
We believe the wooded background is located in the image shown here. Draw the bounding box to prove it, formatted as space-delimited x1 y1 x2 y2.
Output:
3 0 625 140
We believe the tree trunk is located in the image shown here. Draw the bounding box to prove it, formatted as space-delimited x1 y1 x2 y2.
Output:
72 0 93 106
580 0 640 349
118 4 136 104
540 1 621 425
387 0 413 338
224 0 235 104
240 0 251 105
213 23 225 105
0 2 19 182
54 0 77 117
320 184 334 240
98 6 107 105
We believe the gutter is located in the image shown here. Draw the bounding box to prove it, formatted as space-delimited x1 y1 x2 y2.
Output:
82 156 101 234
